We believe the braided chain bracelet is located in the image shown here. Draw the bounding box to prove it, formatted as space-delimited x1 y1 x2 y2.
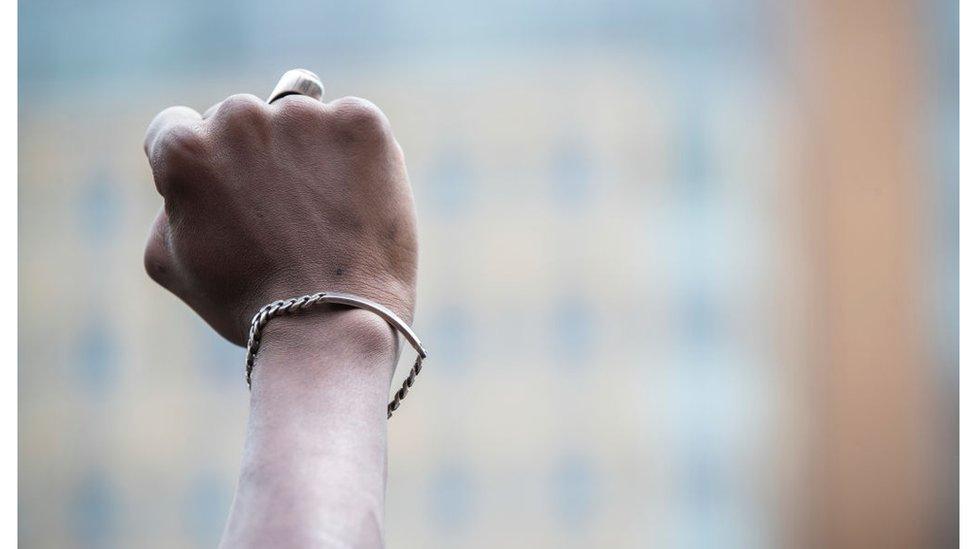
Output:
244 291 428 419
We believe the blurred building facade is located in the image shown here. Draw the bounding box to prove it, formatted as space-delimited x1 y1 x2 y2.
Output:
19 0 957 547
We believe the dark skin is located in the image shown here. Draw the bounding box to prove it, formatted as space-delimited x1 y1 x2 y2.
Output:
143 91 419 547
144 93 418 340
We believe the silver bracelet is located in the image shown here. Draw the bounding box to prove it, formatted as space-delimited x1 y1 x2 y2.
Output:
244 291 428 419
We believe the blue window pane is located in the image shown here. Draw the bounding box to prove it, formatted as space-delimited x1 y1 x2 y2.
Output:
550 137 591 208
185 471 229 546
551 298 594 367
679 290 718 349
431 306 472 373
429 145 473 216
79 169 119 245
429 461 475 533
78 320 117 393
675 101 712 200
677 444 766 549
551 453 596 528
197 325 242 388
71 470 116 549
682 441 724 513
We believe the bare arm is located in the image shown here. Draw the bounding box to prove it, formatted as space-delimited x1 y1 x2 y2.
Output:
221 310 396 548
142 81 418 548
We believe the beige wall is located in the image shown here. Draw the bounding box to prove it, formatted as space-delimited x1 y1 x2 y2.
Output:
798 0 945 546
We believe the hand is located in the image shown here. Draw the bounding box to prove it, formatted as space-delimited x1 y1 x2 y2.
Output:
142 93 418 346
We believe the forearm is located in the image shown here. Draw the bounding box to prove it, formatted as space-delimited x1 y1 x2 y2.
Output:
142 73 419 547
220 308 397 548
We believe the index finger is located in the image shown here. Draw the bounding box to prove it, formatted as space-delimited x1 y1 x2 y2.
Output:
143 105 203 159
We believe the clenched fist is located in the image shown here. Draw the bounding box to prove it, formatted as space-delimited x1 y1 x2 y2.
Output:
143 92 418 346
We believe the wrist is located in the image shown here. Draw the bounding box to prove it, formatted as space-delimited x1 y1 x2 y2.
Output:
230 305 394 548
248 305 399 388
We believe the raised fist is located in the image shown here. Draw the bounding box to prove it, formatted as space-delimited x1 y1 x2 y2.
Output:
143 92 418 346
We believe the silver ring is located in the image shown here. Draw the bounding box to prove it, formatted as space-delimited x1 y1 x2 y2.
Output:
268 69 324 104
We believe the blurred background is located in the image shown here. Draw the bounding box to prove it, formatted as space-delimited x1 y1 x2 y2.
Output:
18 0 958 547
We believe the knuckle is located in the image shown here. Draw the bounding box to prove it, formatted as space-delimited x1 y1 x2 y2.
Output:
144 105 198 156
215 94 268 126
329 96 391 141
149 125 208 195
273 94 326 121
153 124 207 164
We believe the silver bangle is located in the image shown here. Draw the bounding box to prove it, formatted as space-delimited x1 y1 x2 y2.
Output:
244 291 428 419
